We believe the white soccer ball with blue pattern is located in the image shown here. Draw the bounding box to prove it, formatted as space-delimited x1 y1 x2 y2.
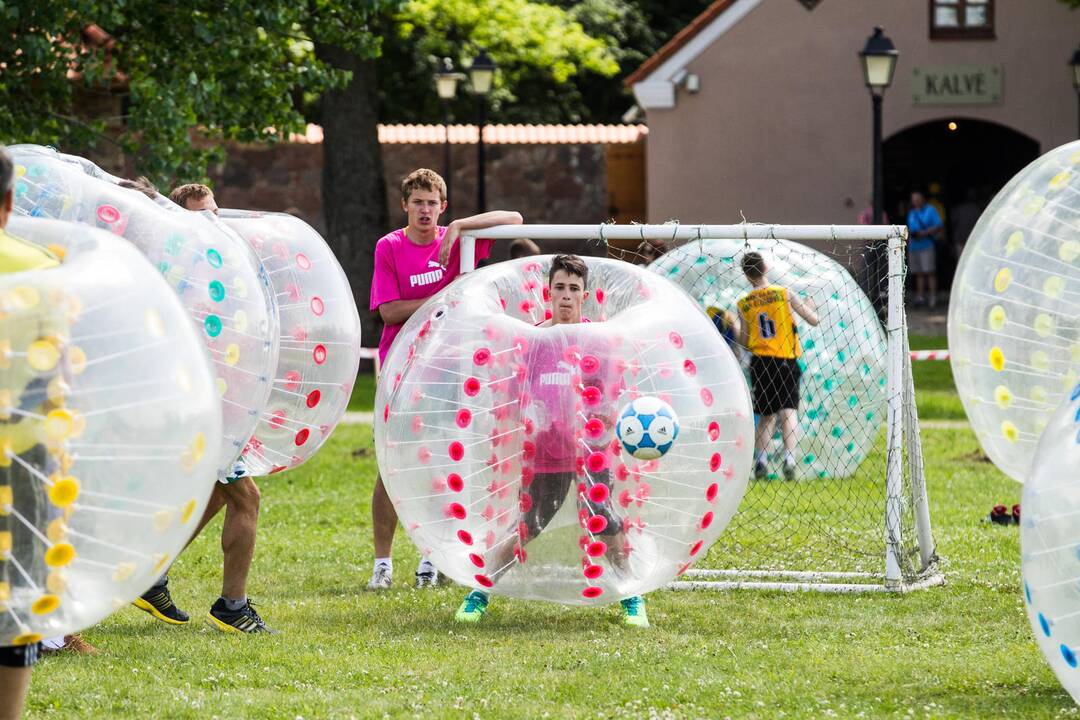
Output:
616 396 680 460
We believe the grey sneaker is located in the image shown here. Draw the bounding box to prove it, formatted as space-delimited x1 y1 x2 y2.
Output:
783 460 797 481
415 570 440 589
367 564 392 591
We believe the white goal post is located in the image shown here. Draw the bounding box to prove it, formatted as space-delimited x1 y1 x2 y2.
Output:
457 223 942 594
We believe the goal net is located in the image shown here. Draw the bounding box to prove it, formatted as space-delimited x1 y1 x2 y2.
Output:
460 224 941 593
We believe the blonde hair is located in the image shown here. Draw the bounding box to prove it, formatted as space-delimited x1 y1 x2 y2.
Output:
401 168 446 203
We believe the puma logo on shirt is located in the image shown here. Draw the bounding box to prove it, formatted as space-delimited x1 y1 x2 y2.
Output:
409 263 445 288
539 361 574 386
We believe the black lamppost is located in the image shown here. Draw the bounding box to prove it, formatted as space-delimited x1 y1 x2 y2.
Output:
468 49 496 214
859 26 899 311
1070 45 1080 138
435 58 463 217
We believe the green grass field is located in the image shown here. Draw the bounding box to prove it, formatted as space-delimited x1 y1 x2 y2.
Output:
24 336 1061 718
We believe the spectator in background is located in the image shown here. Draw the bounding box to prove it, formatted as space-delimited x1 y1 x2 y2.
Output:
906 190 943 309
509 238 540 259
950 188 982 259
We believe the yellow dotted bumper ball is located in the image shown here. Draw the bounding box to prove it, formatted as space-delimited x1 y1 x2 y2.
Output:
948 140 1080 482
0 216 221 648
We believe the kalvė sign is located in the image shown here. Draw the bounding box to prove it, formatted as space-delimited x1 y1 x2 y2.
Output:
911 65 1002 106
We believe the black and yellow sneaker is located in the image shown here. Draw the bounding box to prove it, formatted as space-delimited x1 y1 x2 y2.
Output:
206 598 277 634
133 581 190 625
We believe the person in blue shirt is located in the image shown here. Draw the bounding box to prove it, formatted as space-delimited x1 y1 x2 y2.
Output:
906 191 943 308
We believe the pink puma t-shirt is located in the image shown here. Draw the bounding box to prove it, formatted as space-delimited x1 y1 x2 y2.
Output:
526 322 621 474
370 226 493 364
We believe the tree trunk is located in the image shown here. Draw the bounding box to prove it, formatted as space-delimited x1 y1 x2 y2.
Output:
315 42 388 357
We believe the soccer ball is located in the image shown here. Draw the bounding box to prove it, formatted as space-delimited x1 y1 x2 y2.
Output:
616 396 680 460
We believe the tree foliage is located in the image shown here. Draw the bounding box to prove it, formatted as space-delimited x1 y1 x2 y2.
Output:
377 0 713 124
0 0 393 185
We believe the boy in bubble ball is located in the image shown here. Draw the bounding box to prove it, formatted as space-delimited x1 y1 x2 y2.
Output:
369 168 522 590
131 181 274 635
736 251 818 481
453 254 650 628
0 147 62 720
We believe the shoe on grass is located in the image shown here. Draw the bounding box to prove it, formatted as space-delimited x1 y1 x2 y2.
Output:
454 590 489 623
367 564 392 591
132 581 189 625
753 461 767 480
415 569 440 589
41 634 98 656
206 598 277 634
620 596 649 628
783 459 797 481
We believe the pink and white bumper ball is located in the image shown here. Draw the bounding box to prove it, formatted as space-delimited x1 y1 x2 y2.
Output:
220 210 361 476
375 257 754 605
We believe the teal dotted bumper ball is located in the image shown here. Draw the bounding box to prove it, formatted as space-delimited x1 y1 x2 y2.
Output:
1021 383 1080 702
651 238 887 480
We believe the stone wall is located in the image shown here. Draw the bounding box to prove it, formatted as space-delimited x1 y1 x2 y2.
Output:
207 140 617 260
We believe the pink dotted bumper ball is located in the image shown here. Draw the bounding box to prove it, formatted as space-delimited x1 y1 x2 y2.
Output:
375 256 754 605
220 210 362 475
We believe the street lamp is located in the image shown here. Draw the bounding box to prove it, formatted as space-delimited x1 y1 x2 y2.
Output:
468 49 497 213
435 57 464 217
859 26 899 312
1070 44 1080 138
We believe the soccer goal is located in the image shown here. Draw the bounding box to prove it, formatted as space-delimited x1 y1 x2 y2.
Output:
459 223 942 593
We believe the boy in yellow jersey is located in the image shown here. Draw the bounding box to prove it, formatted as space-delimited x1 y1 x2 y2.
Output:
736 252 818 481
0 147 62 720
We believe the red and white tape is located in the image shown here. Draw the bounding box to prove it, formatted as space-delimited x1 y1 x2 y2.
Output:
910 349 950 362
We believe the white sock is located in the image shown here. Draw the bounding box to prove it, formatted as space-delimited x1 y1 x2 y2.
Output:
374 557 392 572
756 450 768 465
417 559 436 574
785 451 795 465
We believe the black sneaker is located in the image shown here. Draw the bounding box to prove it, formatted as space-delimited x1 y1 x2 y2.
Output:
783 460 797 481
753 461 767 480
415 569 440 589
206 598 277 634
133 580 189 625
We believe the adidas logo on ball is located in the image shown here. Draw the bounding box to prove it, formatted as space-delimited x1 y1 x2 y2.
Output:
616 396 680 460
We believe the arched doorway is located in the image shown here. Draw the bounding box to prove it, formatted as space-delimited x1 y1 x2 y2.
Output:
883 118 1040 290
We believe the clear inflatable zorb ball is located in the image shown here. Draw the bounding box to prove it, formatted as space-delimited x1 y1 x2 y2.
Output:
1 217 221 646
949 140 1080 483
219 210 362 476
1021 382 1080 702
8 145 279 477
375 256 754 605
651 239 887 480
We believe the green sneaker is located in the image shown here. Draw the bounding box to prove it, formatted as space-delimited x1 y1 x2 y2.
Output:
454 590 490 623
620 595 649 628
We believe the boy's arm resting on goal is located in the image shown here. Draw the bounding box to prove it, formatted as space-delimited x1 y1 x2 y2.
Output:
787 289 819 326
439 211 525 266
378 297 428 325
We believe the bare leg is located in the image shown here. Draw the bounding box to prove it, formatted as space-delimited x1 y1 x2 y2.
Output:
915 273 927 300
778 409 799 455
928 274 938 305
187 483 227 549
0 667 31 720
220 478 260 599
372 474 398 558
754 413 777 458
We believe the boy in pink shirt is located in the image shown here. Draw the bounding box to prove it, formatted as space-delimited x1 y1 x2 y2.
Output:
368 168 522 590
453 255 650 628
